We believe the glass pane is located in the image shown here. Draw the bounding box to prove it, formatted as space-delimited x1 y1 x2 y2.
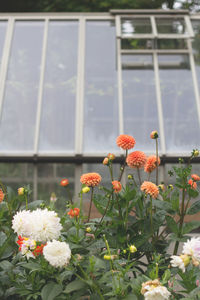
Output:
0 163 34 192
192 20 200 101
122 54 153 70
158 55 200 152
122 55 159 152
157 39 187 49
121 18 152 35
39 21 78 153
37 163 75 212
121 39 154 50
156 18 187 34
0 21 7 65
0 21 44 152
83 21 118 153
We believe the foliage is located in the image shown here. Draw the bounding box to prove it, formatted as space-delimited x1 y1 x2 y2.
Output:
1 135 200 299
0 0 199 12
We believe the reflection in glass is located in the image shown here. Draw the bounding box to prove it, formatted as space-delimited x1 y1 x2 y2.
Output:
192 20 200 100
122 55 159 152
121 39 154 50
83 21 118 153
39 21 78 153
0 21 44 152
156 18 187 34
121 18 152 36
157 39 187 49
158 55 200 152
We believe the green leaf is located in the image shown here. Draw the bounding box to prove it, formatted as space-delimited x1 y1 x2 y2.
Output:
188 188 199 199
41 282 62 300
187 201 200 215
0 231 6 247
0 260 13 270
171 190 180 212
182 221 200 234
123 294 138 300
64 279 87 294
166 215 178 234
162 269 171 284
152 199 172 212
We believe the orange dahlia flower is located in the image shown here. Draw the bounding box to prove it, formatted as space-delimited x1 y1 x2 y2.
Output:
150 131 159 139
140 181 159 198
0 189 4 203
191 174 200 182
116 134 136 150
80 172 101 187
144 155 161 173
188 179 197 189
33 244 45 256
60 178 69 187
68 208 80 218
112 180 122 193
126 151 147 168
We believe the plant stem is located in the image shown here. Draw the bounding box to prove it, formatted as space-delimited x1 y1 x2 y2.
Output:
87 187 94 222
0 180 12 218
94 194 112 235
80 192 83 216
66 188 73 204
156 138 159 185
118 150 128 182
137 168 142 185
109 164 114 181
150 197 154 246
173 187 185 255
25 193 28 210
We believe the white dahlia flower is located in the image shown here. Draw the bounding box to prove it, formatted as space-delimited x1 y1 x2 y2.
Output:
43 240 71 268
170 255 186 272
183 237 200 261
143 286 171 300
12 209 62 242
12 210 32 237
30 209 62 242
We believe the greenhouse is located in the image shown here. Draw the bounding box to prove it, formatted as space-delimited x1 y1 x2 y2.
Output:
2 7 200 300
0 9 200 200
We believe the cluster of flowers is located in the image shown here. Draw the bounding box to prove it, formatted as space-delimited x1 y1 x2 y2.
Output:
12 208 71 268
188 174 200 189
171 237 200 272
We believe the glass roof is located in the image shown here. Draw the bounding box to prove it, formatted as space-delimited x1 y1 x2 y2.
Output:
0 12 199 158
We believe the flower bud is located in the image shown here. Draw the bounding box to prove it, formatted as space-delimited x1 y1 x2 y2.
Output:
18 187 25 196
50 192 57 203
128 174 133 179
86 227 91 233
193 149 199 157
0 189 4 203
104 255 111 260
158 184 165 191
129 245 137 253
82 186 90 193
168 184 173 190
60 178 69 187
150 131 159 139
103 157 109 165
180 254 190 267
123 249 127 254
107 153 115 161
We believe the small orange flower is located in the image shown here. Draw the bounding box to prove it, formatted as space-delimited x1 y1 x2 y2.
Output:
60 178 69 187
141 181 159 198
191 174 200 182
116 135 136 150
188 179 197 189
112 181 122 193
80 172 101 187
150 131 159 139
68 208 80 218
0 189 4 203
33 244 45 256
126 151 147 168
144 155 161 173
107 153 115 160
103 158 109 165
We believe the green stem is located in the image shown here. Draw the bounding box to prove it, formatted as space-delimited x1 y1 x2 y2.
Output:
94 194 112 235
87 187 94 222
173 187 185 255
137 168 142 185
150 197 154 244
156 138 159 186
66 188 73 204
80 192 83 216
109 164 114 181
118 150 128 182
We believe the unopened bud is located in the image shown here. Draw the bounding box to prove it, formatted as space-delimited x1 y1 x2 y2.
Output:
150 131 159 139
103 157 109 165
18 187 25 196
82 186 90 193
107 153 115 161
129 245 137 253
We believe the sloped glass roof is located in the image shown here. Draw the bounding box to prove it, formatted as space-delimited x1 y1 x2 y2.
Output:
0 11 199 159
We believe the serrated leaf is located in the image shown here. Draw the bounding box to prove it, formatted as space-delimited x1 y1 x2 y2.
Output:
188 188 199 199
166 215 178 234
64 279 87 294
187 201 200 215
41 282 62 300
182 221 200 234
0 231 6 247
